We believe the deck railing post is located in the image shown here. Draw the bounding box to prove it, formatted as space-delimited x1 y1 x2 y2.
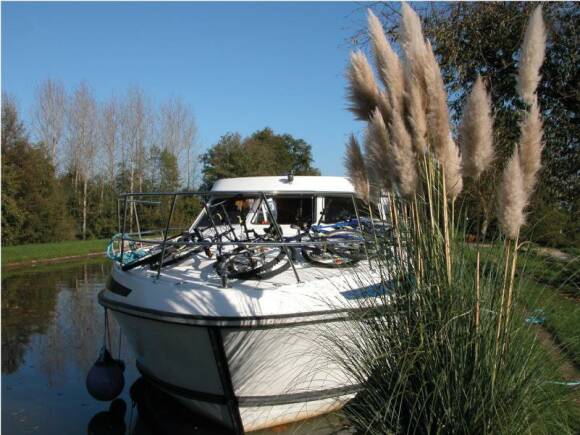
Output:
117 198 122 234
261 192 301 284
134 201 142 239
120 195 128 267
220 203 239 242
202 198 222 256
157 194 177 280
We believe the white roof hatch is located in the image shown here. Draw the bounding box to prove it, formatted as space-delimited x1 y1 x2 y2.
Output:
210 176 355 195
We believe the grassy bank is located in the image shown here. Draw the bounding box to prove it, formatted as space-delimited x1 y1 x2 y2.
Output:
519 250 580 367
476 244 580 368
525 280 580 368
1 239 108 266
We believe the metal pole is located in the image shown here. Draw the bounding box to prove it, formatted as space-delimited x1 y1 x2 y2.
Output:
351 194 372 269
220 203 239 242
117 198 122 234
134 201 142 240
120 196 128 267
202 198 222 255
261 193 301 283
157 194 177 279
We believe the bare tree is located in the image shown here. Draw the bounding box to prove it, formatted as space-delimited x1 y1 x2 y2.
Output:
120 86 150 193
33 79 66 166
182 115 197 189
158 97 198 189
67 82 98 239
119 87 151 229
100 96 120 188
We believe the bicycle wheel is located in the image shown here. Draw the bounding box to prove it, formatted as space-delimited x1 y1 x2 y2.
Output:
301 246 359 268
220 245 291 280
325 229 368 261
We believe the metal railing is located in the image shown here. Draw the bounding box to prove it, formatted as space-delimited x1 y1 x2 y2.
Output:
115 190 388 284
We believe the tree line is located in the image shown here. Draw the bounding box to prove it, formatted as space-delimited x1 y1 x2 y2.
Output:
2 82 197 245
364 2 578 248
1 82 320 246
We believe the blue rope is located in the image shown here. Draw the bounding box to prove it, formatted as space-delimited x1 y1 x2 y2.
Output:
106 234 148 263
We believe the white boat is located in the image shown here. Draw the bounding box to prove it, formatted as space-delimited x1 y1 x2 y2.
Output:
99 176 388 432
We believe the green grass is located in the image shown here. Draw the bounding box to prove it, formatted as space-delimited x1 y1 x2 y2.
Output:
518 249 579 367
522 276 580 368
520 248 579 298
476 245 580 368
1 239 109 266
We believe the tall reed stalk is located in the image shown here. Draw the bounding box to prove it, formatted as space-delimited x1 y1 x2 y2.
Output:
334 4 578 433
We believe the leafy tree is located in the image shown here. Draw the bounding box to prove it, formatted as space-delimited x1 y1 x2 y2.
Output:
159 149 181 193
368 2 578 245
1 95 75 245
200 128 320 189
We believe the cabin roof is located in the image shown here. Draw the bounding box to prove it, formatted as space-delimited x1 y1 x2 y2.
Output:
210 176 356 195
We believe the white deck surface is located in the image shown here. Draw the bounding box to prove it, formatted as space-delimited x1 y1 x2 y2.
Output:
108 252 383 321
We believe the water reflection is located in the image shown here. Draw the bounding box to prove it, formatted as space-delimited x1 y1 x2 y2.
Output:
1 259 350 434
1 259 134 435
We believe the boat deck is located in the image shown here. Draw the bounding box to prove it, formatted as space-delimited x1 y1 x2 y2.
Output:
103 251 384 326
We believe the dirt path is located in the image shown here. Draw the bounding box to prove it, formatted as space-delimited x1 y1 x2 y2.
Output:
533 326 580 409
534 326 580 380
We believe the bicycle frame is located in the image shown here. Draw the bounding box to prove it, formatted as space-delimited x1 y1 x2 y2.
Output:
115 190 390 284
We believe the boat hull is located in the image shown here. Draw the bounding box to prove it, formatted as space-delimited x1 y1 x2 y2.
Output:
109 308 358 432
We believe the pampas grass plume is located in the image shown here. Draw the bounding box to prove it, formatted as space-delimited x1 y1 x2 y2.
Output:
347 51 381 121
368 10 404 112
517 6 546 105
424 40 452 159
498 148 527 239
345 134 370 202
368 108 395 191
405 74 428 155
390 110 418 198
362 129 383 198
459 76 494 179
400 2 430 100
400 2 428 72
442 138 463 200
518 99 544 194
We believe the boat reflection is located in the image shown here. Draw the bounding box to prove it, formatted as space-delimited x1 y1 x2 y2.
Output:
88 399 127 435
88 376 351 435
2 259 351 434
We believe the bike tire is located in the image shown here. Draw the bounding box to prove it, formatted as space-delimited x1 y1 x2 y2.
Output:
324 229 368 261
219 245 291 280
301 245 359 268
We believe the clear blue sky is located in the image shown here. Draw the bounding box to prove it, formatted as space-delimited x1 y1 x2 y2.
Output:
2 1 372 176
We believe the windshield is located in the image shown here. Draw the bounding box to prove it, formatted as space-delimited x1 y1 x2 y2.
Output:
195 195 314 228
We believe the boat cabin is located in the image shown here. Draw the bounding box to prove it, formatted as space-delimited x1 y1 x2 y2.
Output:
192 175 385 237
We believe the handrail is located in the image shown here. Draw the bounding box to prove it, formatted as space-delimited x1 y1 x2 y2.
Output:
157 194 177 279
261 192 301 283
112 236 373 249
113 189 391 284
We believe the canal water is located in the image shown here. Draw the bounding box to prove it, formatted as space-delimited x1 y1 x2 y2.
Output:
1 258 350 434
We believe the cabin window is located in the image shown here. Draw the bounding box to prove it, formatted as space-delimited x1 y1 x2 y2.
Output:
198 197 257 227
320 197 379 223
321 197 355 223
274 197 313 225
251 197 313 226
355 199 381 219
251 199 273 225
